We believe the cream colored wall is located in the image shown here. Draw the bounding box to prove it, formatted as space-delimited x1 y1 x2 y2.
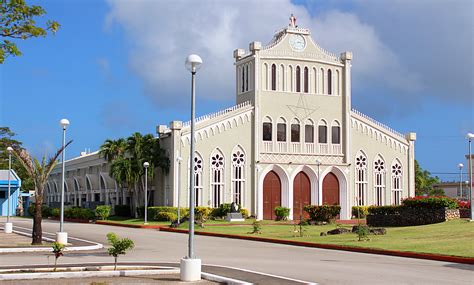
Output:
176 113 254 212
350 122 409 206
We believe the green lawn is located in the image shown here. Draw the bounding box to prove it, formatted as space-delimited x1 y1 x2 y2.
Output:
177 219 474 258
103 216 170 226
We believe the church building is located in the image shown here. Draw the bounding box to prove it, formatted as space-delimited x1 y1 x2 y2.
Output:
46 16 416 220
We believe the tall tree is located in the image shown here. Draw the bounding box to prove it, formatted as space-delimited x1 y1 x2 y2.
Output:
415 160 443 196
0 127 34 190
12 142 71 244
0 0 60 63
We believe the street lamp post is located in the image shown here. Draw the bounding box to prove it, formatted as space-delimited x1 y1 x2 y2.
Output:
467 133 474 221
4 147 13 233
176 156 182 225
316 158 322 205
180 54 202 282
143 162 149 225
57 118 69 245
458 163 464 198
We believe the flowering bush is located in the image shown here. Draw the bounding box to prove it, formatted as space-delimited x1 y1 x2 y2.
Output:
457 200 471 209
304 205 341 222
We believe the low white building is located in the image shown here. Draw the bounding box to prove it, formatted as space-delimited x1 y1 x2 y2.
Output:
46 16 416 220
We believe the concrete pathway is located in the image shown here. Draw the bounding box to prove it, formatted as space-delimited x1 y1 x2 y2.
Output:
1 217 473 285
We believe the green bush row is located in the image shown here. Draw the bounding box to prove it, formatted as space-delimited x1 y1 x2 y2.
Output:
28 204 52 217
304 205 341 222
367 205 405 215
401 196 458 209
65 207 95 220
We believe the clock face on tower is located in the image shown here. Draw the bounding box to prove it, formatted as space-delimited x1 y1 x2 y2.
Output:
289 34 306 51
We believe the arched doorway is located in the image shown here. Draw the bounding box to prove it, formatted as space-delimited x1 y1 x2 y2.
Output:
263 171 281 220
293 172 311 219
322 172 339 205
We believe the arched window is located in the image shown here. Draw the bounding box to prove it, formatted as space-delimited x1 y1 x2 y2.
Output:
312 67 317 94
318 120 327 144
232 147 245 205
335 70 340 95
304 67 309 93
277 117 287 142
296 66 301 92
262 116 272 141
271 64 277 91
304 119 314 143
245 64 249 92
328 69 332 95
289 65 294 92
263 63 268 90
193 153 203 207
291 118 300 142
241 65 245 93
210 151 225 208
279 64 285 91
392 160 402 205
374 156 386 206
331 121 341 144
320 68 324 94
355 152 368 206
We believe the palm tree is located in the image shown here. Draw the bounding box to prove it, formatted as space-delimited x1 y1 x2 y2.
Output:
12 142 72 245
99 138 127 162
100 133 169 217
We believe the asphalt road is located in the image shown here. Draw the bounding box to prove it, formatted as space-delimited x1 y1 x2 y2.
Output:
1 217 473 285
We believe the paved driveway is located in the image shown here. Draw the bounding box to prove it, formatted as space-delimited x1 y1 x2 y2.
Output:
1 217 473 285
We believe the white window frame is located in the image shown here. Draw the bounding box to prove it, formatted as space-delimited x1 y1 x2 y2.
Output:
355 153 368 206
210 151 225 208
373 157 386 206
231 148 246 206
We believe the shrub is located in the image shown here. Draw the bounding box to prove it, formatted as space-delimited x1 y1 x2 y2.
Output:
304 205 341 222
64 207 95 220
106 232 134 270
274 207 290 221
367 205 404 215
210 203 236 218
28 204 52 217
143 206 188 221
250 220 262 234
240 208 249 218
114 205 131 217
402 196 458 209
51 242 65 272
155 212 177 221
194 207 212 222
352 206 369 219
96 205 111 220
50 208 60 218
457 200 470 209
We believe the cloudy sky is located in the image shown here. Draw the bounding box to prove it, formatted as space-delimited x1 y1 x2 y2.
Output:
1 0 473 181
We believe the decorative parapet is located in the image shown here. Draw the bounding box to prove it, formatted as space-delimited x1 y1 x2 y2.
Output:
351 109 406 141
182 101 252 128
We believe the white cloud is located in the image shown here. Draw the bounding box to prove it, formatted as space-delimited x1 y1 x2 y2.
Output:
105 0 424 109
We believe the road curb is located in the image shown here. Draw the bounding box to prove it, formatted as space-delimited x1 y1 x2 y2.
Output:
0 226 103 253
159 227 474 265
0 268 180 281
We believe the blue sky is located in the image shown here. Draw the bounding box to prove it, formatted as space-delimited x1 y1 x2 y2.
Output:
0 0 473 181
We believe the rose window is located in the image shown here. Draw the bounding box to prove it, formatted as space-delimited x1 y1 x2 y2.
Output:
356 155 367 168
392 163 402 176
232 151 245 166
374 159 384 172
194 156 202 172
211 153 224 170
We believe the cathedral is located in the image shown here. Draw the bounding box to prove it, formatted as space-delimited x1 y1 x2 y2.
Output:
46 16 416 220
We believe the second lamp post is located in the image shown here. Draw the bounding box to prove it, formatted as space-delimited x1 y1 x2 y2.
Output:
57 118 70 245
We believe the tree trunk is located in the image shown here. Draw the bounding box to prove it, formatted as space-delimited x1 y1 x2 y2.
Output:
114 256 118 270
32 199 43 245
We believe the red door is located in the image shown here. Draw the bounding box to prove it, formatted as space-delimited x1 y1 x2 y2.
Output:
322 173 340 205
293 172 311 220
263 171 281 220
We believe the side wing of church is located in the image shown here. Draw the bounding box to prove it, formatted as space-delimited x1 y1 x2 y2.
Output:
46 17 416 220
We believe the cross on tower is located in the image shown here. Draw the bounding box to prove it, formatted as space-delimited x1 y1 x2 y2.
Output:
289 14 297 28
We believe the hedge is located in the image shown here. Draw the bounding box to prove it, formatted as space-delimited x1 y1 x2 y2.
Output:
367 205 404 215
155 212 178 221
114 205 131 217
137 206 189 221
304 205 341 222
64 207 95 220
402 196 458 209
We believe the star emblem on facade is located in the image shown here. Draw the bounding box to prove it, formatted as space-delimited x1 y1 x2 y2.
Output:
286 94 319 121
